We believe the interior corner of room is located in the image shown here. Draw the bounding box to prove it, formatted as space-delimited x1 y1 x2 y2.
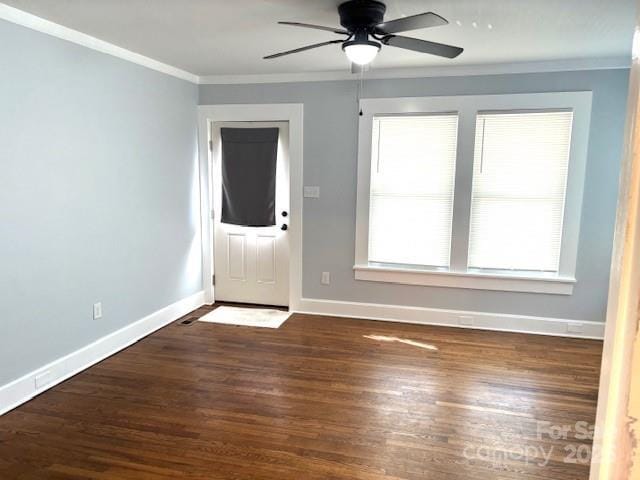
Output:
1 1 639 479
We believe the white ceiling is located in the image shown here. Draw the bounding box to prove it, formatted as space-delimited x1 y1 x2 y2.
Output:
3 0 636 76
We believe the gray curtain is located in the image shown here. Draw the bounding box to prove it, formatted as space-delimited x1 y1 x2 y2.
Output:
220 127 279 227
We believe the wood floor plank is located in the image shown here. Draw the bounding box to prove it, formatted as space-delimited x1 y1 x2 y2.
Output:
0 306 602 479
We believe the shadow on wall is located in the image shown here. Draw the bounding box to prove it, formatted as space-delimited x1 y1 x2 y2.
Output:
179 146 203 296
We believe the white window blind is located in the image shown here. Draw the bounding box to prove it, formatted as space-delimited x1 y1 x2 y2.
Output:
368 114 459 267
468 111 574 272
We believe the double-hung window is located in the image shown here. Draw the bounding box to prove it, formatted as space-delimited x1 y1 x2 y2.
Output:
369 114 458 268
354 93 592 294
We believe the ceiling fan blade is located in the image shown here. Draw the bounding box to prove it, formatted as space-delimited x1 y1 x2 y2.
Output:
382 35 463 59
264 40 343 59
375 12 448 35
278 21 350 35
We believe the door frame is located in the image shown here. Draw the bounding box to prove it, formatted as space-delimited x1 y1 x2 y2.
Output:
588 16 640 479
197 104 304 310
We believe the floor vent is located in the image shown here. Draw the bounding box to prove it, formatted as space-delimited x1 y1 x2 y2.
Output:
179 317 197 325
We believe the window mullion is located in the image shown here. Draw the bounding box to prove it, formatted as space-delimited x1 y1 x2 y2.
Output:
449 107 477 272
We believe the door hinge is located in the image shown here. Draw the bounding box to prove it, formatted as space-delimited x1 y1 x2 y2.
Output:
210 209 215 220
212 274 215 286
209 140 213 151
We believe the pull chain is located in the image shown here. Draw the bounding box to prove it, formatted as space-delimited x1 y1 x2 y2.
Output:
356 68 364 116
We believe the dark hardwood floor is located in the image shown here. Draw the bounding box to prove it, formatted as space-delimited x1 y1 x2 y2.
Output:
0 305 602 479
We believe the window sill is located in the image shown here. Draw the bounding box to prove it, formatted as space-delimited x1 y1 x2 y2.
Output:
353 264 576 295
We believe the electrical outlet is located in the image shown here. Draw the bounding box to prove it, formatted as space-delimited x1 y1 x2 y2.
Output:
459 315 474 326
93 302 103 320
34 370 53 389
567 322 584 334
321 272 331 285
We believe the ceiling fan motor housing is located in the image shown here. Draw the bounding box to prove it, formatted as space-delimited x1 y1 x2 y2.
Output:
338 0 387 33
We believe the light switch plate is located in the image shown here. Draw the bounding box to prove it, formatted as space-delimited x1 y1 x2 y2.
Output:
304 186 320 198
93 302 103 320
321 272 331 285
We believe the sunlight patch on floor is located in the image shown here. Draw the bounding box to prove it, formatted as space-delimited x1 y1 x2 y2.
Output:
364 334 439 351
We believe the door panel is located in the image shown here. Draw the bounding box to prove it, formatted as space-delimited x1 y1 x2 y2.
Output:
212 121 290 306
226 233 247 281
256 235 276 284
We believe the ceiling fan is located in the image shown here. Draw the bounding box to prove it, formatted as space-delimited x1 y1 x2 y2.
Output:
264 0 463 71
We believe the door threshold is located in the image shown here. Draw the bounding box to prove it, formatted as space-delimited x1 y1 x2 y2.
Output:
212 301 289 312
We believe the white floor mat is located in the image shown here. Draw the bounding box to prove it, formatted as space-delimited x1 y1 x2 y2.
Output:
198 306 290 329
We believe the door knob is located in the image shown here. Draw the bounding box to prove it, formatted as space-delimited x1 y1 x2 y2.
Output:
281 224 288 231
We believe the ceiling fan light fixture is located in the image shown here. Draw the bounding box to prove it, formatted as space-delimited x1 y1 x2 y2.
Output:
343 39 381 65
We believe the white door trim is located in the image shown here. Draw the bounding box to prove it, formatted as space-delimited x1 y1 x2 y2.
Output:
589 14 640 478
197 104 304 310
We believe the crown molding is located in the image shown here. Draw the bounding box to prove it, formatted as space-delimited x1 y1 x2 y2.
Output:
0 3 199 84
198 57 631 85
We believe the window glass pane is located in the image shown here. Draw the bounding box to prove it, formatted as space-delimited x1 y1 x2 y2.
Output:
368 114 458 267
468 111 573 272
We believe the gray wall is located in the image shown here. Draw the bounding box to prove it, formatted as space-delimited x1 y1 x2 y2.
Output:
200 69 629 323
0 20 202 385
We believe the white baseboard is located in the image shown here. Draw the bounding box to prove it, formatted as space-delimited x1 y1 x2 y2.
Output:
295 297 605 340
0 290 205 416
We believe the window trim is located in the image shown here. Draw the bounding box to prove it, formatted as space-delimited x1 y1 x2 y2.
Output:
354 92 593 295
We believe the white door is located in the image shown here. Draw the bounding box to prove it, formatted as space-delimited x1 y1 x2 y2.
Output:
212 121 290 306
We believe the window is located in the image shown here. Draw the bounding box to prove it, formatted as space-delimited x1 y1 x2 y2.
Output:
369 114 458 267
468 111 573 272
354 93 592 294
